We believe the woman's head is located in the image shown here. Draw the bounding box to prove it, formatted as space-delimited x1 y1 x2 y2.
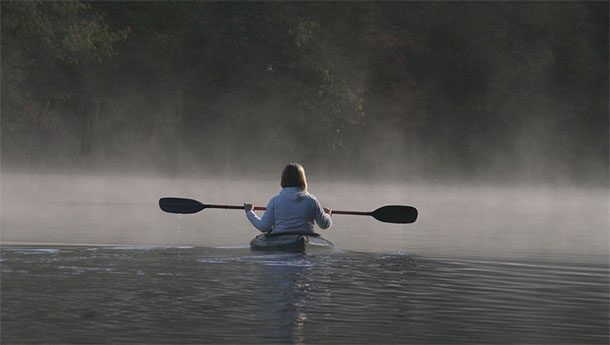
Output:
281 163 307 190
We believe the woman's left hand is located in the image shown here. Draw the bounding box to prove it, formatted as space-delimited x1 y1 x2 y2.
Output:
323 207 332 215
244 203 253 212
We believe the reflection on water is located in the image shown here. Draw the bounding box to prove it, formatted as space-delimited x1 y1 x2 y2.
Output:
1 246 608 344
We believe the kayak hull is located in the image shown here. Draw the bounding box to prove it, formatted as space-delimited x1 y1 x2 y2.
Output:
250 233 334 253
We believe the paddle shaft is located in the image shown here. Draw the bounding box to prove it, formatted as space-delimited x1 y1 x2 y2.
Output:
206 204 366 216
206 204 266 211
331 210 370 216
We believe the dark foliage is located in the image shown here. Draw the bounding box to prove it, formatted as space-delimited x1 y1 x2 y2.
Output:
1 1 607 184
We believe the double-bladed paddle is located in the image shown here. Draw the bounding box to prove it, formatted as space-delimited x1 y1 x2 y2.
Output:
159 197 417 224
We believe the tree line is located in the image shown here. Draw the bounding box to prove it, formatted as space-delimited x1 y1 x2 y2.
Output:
2 1 607 183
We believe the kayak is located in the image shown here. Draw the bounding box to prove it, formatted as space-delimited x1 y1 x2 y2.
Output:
250 231 334 253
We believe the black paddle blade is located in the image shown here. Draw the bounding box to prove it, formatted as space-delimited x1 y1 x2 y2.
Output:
159 197 205 214
371 205 418 224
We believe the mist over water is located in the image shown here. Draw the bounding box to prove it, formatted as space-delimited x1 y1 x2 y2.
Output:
3 171 608 342
2 172 607 262
2 2 608 343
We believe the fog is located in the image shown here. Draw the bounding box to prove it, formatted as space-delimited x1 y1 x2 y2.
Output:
1 2 608 260
2 173 607 263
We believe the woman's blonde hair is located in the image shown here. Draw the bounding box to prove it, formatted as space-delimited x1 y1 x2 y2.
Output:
281 163 307 190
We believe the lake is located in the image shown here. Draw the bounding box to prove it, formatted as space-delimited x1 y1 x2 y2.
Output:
1 245 608 344
1 173 608 343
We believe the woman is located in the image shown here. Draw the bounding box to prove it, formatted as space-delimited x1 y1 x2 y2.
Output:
244 163 332 234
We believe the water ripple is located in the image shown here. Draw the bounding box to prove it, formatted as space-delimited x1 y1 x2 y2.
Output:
1 245 607 344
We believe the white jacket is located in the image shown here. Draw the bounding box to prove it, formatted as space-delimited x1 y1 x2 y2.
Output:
246 187 332 233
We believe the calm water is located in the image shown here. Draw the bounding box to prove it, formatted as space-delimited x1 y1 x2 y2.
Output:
2 174 608 343
1 245 608 344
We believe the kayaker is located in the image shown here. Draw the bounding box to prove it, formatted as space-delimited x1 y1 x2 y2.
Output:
244 163 332 234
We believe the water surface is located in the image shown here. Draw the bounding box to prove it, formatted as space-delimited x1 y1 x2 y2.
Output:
2 173 608 343
1 245 608 344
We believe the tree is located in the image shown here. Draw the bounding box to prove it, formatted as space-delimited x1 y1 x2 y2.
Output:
1 1 126 165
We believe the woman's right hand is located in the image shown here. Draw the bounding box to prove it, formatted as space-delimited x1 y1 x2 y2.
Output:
323 207 332 215
244 203 253 212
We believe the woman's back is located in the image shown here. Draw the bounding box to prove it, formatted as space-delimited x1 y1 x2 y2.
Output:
246 187 331 233
272 187 330 232
244 163 332 234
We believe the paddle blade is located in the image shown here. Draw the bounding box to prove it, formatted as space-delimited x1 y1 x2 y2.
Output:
371 205 418 224
159 197 205 214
